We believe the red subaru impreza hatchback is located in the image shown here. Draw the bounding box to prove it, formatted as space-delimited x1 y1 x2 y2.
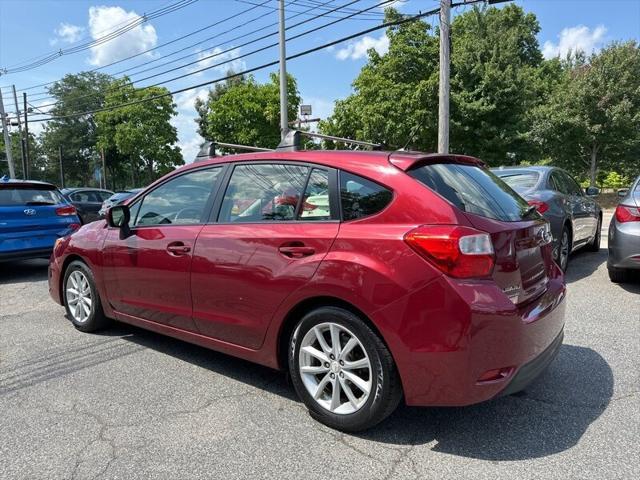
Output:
49 150 565 431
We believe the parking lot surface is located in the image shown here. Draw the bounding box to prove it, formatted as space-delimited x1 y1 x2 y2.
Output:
1 215 638 480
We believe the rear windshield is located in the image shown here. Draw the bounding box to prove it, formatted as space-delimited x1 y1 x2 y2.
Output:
494 171 540 194
0 187 64 206
409 163 535 222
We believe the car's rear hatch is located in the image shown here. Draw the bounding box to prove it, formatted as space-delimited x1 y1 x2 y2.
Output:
0 183 77 253
395 154 555 305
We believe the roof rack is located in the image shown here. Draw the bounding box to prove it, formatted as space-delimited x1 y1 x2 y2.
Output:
194 130 381 162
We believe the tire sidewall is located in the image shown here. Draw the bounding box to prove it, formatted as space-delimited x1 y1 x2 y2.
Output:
288 307 393 432
63 261 99 331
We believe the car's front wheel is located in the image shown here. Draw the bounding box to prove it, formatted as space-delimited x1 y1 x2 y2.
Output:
289 307 402 432
63 260 111 332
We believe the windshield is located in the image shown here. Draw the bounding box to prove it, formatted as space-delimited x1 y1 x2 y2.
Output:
494 171 540 194
0 187 64 206
409 163 538 222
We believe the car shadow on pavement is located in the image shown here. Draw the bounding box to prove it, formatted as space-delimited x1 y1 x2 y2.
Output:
0 259 49 285
356 344 613 461
564 248 607 284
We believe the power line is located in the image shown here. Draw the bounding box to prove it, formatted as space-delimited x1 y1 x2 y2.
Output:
30 5 440 124
32 0 380 112
0 0 199 75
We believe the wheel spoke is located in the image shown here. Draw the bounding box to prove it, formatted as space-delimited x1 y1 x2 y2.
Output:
313 373 331 400
339 377 359 409
83 296 92 308
67 287 79 296
302 345 329 364
339 337 358 360
68 296 79 306
329 323 341 356
313 326 331 354
70 275 79 290
300 364 329 375
343 357 369 370
343 370 370 395
330 378 341 411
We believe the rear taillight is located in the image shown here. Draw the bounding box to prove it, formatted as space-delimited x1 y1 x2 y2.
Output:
55 205 77 216
404 225 495 278
615 204 640 223
527 200 549 214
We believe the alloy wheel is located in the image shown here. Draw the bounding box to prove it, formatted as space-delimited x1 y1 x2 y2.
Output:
65 270 92 323
298 322 372 415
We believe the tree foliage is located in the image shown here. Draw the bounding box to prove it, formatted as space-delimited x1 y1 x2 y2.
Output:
195 72 301 151
96 78 183 188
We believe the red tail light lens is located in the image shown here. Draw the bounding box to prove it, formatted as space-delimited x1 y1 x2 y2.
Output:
55 205 77 216
404 225 495 278
527 200 549 214
615 204 640 223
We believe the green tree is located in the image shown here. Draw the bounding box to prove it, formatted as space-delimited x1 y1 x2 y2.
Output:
320 9 439 150
39 72 114 186
0 131 42 180
196 72 300 150
96 78 183 187
532 42 640 185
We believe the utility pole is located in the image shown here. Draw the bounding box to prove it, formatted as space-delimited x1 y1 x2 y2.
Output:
0 88 16 178
278 0 289 140
23 92 29 179
438 0 451 154
101 148 107 189
58 145 65 188
11 86 27 178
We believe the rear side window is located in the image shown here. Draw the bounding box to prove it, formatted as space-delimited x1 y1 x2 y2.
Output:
340 172 392 221
409 163 533 222
0 187 64 206
496 171 540 194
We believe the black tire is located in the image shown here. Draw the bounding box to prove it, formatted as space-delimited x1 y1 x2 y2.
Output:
586 216 602 252
288 306 402 432
62 260 111 332
608 267 630 284
557 226 571 272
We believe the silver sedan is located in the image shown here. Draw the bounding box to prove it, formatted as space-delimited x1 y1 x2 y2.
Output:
608 175 640 283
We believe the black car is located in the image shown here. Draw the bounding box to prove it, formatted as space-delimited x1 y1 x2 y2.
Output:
492 166 602 271
61 188 114 224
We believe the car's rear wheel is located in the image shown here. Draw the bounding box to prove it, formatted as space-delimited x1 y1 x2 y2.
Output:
288 306 402 432
63 260 110 332
608 267 631 283
586 216 602 252
557 226 571 272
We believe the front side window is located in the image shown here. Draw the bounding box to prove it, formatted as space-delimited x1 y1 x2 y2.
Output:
134 167 222 226
219 164 309 223
340 172 393 221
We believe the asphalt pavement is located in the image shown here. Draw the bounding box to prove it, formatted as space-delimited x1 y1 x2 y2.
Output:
1 215 638 479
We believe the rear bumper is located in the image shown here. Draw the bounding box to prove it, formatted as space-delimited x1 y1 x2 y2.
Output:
0 248 53 262
374 265 566 407
48 255 63 305
608 221 640 270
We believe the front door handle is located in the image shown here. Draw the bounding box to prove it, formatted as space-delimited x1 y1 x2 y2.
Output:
278 244 315 258
166 242 191 255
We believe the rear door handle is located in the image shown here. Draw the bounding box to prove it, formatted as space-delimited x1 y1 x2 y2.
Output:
166 242 191 255
278 245 315 258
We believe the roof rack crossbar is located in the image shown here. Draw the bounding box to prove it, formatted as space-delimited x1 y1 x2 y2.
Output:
299 131 381 149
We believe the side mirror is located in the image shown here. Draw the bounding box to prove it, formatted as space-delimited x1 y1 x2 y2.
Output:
585 186 600 197
617 188 629 198
107 205 130 228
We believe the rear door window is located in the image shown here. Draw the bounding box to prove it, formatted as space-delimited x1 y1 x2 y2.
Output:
409 163 534 222
299 168 333 221
340 172 392 220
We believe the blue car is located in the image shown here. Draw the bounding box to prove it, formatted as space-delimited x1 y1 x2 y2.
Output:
0 177 81 262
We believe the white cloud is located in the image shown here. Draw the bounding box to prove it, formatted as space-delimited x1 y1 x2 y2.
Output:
172 88 210 163
50 23 85 45
175 88 209 112
542 25 607 59
335 34 389 60
187 47 246 76
87 6 157 66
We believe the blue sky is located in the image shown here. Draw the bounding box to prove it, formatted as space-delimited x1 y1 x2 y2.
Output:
1 0 639 162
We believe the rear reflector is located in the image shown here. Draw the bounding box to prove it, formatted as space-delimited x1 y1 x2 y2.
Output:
615 204 640 223
404 225 495 278
527 199 549 214
477 367 514 384
55 205 77 216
